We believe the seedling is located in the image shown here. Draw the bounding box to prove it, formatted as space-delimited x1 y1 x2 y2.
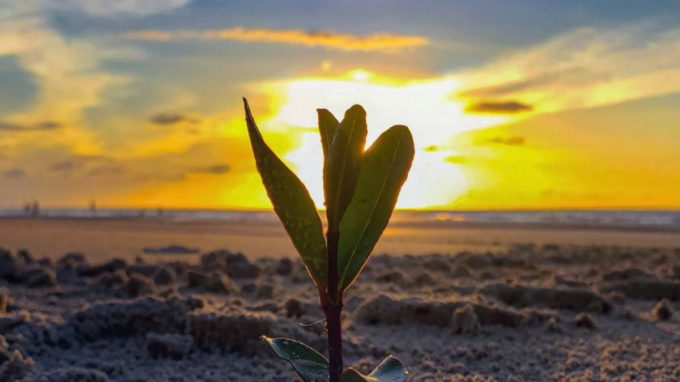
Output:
244 98 414 382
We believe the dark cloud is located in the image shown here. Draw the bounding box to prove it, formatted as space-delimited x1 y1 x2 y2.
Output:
479 136 526 146
192 164 231 175
150 113 188 125
87 163 125 176
465 100 533 114
49 155 121 175
3 168 25 178
0 121 60 131
50 158 85 172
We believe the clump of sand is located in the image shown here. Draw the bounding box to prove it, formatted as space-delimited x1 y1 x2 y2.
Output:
0 244 679 381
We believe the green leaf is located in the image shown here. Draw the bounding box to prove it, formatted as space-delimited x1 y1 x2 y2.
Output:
340 369 369 382
368 356 407 382
317 109 339 160
244 98 327 288
340 356 407 382
262 336 329 382
324 105 367 227
338 125 414 291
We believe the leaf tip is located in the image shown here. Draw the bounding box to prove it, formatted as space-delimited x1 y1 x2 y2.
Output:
390 125 415 152
390 124 412 136
346 104 366 117
243 97 253 121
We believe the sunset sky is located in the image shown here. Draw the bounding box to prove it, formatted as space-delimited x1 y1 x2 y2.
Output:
0 1 679 210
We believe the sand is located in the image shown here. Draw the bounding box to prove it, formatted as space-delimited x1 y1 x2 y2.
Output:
1 217 679 263
1 218 680 381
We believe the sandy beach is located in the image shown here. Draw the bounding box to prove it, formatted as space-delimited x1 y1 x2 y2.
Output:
1 217 680 381
2 0 679 380
1 217 679 264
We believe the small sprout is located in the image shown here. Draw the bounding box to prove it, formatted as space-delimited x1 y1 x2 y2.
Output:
245 99 414 382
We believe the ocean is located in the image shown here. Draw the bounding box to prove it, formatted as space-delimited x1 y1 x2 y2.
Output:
1 208 679 230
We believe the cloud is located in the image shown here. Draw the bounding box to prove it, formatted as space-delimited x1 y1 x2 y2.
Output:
49 155 122 175
49 158 88 173
150 113 187 125
0 14 129 156
61 0 190 16
86 163 125 176
445 155 467 164
149 113 198 125
191 164 231 175
0 121 60 131
125 27 429 52
1 0 190 18
465 100 533 114
3 168 25 178
457 25 680 113
459 69 589 99
477 136 526 146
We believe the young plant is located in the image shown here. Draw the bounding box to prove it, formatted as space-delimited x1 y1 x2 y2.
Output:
244 98 415 382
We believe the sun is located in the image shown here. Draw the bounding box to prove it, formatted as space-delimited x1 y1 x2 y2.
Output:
255 69 511 209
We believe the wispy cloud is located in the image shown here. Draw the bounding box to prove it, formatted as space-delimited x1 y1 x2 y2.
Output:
62 0 190 16
0 15 129 156
125 27 429 52
150 113 187 125
476 136 526 146
465 100 533 114
445 155 467 164
191 164 231 175
3 168 25 178
0 121 60 131
48 155 122 176
458 25 680 113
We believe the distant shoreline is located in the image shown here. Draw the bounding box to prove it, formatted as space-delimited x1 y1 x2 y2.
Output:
0 215 678 235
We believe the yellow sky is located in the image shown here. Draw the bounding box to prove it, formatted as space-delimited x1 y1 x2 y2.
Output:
1 3 679 210
121 64 680 210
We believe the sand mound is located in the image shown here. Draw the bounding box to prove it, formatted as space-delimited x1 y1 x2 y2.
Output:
188 311 275 354
354 294 456 326
67 297 194 341
146 333 194 360
479 283 611 313
200 250 260 279
353 294 528 329
600 279 680 300
652 299 673 321
0 349 34 382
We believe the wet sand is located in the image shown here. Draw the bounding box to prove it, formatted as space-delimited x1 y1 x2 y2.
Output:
0 217 679 263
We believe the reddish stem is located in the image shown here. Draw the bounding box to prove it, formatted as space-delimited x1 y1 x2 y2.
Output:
324 228 343 382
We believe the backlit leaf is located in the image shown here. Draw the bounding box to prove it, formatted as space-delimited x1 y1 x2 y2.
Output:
324 105 367 227
244 98 327 288
340 356 407 382
262 337 328 382
338 125 414 291
317 108 339 161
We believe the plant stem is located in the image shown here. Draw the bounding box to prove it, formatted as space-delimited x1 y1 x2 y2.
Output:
324 228 343 382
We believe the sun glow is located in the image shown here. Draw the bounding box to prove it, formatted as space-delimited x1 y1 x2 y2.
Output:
258 70 511 209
